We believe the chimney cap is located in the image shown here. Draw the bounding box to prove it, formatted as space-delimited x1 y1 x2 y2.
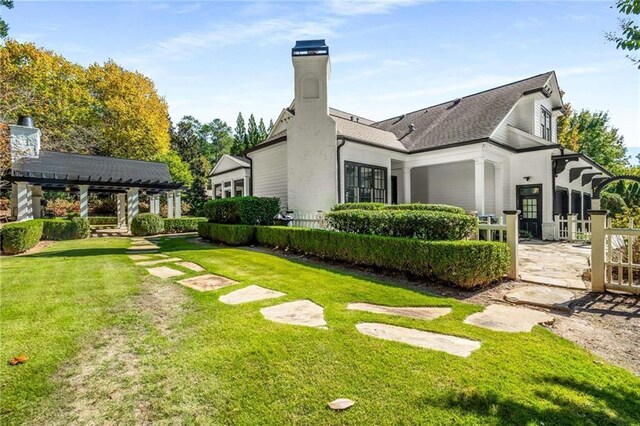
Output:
292 39 329 56
17 115 34 128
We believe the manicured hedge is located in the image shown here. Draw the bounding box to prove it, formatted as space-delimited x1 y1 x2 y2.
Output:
163 217 207 234
131 213 164 236
0 220 44 255
41 218 91 240
89 216 117 225
331 202 466 214
203 196 280 225
198 222 256 246
255 226 508 288
325 209 477 241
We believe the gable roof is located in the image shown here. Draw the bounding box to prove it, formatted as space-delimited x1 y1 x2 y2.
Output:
209 154 250 177
333 115 407 152
374 71 556 152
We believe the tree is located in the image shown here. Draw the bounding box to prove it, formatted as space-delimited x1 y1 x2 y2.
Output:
186 155 211 213
268 119 274 134
231 112 247 156
152 151 193 187
258 118 268 142
87 60 170 160
171 116 202 164
606 0 640 68
0 0 13 39
557 108 628 174
246 113 260 150
200 118 233 164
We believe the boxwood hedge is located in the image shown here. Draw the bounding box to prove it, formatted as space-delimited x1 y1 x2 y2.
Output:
131 213 164 236
41 218 91 240
88 216 117 225
0 220 44 255
198 222 256 245
325 209 477 241
331 202 466 214
163 217 207 234
203 196 280 225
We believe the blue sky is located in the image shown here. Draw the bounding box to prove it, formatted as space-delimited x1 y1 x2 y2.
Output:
5 1 640 156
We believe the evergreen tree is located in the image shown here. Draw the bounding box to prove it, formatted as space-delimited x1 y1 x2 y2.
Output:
171 116 202 164
258 118 268 142
186 155 211 214
268 119 274 133
246 114 260 149
231 112 247 155
200 118 233 164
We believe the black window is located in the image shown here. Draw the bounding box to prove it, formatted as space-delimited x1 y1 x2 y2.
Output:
344 162 387 203
541 107 552 142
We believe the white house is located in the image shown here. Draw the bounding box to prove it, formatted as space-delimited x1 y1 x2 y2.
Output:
212 40 611 240
208 154 251 199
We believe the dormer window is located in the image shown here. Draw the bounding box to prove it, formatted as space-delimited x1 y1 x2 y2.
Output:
541 106 552 142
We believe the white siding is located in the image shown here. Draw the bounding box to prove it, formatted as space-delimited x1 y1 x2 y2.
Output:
411 161 476 212
533 96 556 143
492 97 535 144
250 143 288 209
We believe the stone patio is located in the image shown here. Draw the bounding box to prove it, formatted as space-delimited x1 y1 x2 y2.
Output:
504 285 575 310
219 285 285 305
261 300 327 328
178 274 238 292
146 266 185 279
347 303 452 321
518 241 590 290
356 323 481 357
463 304 554 332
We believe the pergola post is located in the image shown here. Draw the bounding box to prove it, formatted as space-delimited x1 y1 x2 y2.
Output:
79 185 89 218
31 185 43 219
16 182 33 222
127 188 139 228
167 191 174 218
174 191 182 218
117 193 127 228
149 195 156 214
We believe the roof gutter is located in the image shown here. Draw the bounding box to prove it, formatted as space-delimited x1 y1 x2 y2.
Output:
244 154 253 196
336 137 347 203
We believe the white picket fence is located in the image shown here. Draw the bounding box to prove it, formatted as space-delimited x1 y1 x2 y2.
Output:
554 214 592 242
290 212 324 229
477 216 508 242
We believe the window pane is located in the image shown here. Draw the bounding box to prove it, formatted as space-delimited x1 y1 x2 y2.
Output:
345 163 387 204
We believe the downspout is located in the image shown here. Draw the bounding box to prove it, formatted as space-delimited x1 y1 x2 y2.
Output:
336 137 346 203
244 153 253 196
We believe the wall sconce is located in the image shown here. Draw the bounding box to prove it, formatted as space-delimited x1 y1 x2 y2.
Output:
523 176 532 181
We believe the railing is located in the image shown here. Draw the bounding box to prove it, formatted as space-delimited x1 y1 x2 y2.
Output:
477 216 507 242
591 212 640 295
554 214 592 242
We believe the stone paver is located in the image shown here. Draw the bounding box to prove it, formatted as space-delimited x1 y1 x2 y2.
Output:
127 249 158 254
505 285 575 310
146 266 185 279
356 323 481 357
219 285 285 305
127 244 160 252
178 274 238 292
136 257 182 267
261 300 327 328
128 254 153 261
327 399 355 411
155 254 169 258
347 303 452 321
519 241 589 290
176 261 205 272
463 304 554 332
131 240 152 246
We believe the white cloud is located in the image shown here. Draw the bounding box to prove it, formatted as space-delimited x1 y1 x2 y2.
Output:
327 0 420 16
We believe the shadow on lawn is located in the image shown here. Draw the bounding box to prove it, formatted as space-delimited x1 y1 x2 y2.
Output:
419 375 639 425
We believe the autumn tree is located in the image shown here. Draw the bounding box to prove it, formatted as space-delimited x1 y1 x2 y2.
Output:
606 0 640 67
87 60 170 160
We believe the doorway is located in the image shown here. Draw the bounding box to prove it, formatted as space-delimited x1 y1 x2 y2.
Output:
391 176 398 204
517 184 543 238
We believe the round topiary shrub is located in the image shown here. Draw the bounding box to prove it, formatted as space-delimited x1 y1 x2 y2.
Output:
131 213 164 236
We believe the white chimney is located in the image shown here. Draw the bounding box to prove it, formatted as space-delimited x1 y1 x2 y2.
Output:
9 116 41 163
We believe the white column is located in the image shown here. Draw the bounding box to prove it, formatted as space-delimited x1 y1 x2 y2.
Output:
117 193 127 228
222 182 228 198
79 185 89 218
174 191 182 218
590 210 607 292
127 188 139 228
16 182 33 222
10 183 18 218
244 175 250 197
149 195 157 214
403 167 412 204
167 191 174 218
474 159 486 215
31 185 43 219
505 210 520 280
231 179 236 197
494 163 504 218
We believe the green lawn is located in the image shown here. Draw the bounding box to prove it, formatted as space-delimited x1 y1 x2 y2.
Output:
1 236 639 425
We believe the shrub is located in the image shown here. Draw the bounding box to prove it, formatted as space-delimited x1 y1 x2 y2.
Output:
325 209 477 241
601 192 626 217
131 213 164 236
164 217 207 234
198 222 256 245
0 220 44 254
89 216 118 225
46 198 79 217
254 226 508 288
331 202 466 215
203 196 280 225
41 218 90 240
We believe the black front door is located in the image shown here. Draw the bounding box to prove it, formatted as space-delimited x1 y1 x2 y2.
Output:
391 176 398 204
517 184 543 238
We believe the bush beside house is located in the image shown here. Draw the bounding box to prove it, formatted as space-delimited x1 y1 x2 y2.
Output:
41 217 90 240
163 217 207 234
88 216 117 225
332 202 466 215
203 196 280 225
198 222 256 246
0 220 44 255
131 213 164 236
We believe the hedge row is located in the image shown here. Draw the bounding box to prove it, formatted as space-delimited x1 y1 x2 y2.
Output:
131 213 164 236
0 220 44 255
332 202 466 215
197 223 509 287
325 209 477 241
163 217 207 234
88 216 117 225
41 218 91 240
203 196 280 225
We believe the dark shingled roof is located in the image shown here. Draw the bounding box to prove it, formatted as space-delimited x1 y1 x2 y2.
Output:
12 151 176 185
374 72 555 151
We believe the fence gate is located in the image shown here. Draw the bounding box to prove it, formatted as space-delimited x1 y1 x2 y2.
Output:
554 214 592 242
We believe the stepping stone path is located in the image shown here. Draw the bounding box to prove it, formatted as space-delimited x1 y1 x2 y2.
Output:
128 254 154 261
136 257 183 267
155 254 169 258
347 303 452 321
261 300 327 328
146 266 185 279
219 285 285 305
127 245 159 252
178 274 238 292
463 304 554 333
176 261 205 272
356 323 481 358
504 285 575 310
327 398 355 411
